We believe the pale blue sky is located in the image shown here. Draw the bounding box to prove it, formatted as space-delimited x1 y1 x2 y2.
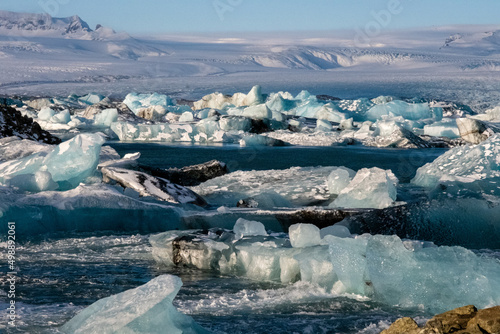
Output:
1 0 499 34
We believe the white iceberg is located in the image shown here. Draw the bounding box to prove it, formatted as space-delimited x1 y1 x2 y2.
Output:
331 167 398 209
233 218 268 239
412 133 500 193
327 167 356 195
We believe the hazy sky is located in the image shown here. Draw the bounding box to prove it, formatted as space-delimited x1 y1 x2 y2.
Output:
1 0 499 34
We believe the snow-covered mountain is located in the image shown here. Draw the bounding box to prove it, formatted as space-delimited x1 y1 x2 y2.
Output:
0 10 93 37
442 30 500 55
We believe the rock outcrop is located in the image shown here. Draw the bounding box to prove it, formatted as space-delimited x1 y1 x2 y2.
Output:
0 105 61 144
381 305 500 334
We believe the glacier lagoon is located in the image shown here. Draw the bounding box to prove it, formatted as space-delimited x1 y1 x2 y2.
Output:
1 87 500 334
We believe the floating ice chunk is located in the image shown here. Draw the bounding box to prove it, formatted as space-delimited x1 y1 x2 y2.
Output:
150 229 500 313
266 93 297 112
412 133 500 191
50 110 71 124
331 167 398 209
366 101 438 121
235 85 264 107
61 275 210 334
101 167 207 206
315 103 347 123
0 134 105 191
179 111 194 122
242 104 272 120
93 108 118 127
38 107 55 121
233 218 267 239
217 116 250 132
327 167 356 195
340 118 354 130
194 86 264 110
192 166 338 207
423 119 460 139
111 122 175 142
316 119 333 132
124 92 173 114
78 93 105 105
239 134 286 147
363 234 500 312
320 224 351 239
289 223 321 248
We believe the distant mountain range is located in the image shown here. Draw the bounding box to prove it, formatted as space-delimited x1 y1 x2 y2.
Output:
0 10 130 41
0 10 499 108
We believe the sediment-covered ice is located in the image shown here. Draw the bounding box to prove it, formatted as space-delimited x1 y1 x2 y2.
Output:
101 166 207 206
61 274 210 334
0 133 104 191
331 167 399 209
150 223 500 313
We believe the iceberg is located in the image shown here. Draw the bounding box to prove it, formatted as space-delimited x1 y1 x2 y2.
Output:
365 101 440 122
327 167 356 195
123 92 174 115
0 133 104 191
192 166 338 207
233 218 268 239
331 167 398 209
61 275 210 334
93 108 118 127
242 104 272 120
423 119 460 139
193 85 264 110
289 223 321 248
412 133 500 193
150 225 500 313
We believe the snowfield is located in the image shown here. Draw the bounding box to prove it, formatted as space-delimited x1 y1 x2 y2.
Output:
0 10 499 111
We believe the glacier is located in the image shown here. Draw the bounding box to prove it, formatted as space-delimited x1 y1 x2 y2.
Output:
61 274 210 334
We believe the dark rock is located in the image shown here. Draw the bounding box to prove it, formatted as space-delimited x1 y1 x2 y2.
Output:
274 208 352 231
140 160 229 187
249 118 272 134
316 95 341 102
0 105 61 144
